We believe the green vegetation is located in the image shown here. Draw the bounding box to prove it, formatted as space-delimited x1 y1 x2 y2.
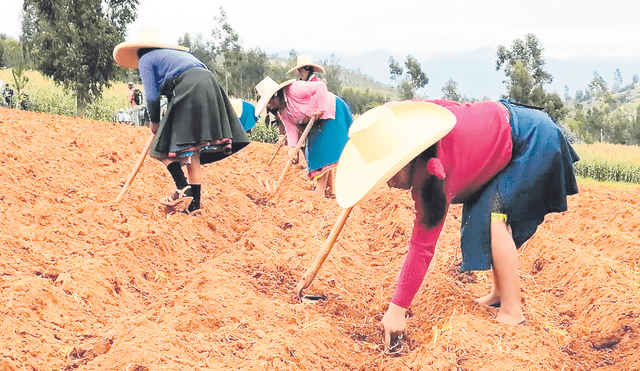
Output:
0 69 129 121
3 6 640 147
22 0 138 116
573 143 640 184
248 118 279 143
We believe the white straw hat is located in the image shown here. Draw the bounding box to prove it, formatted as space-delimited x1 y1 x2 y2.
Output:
287 55 325 75
113 28 189 69
335 101 457 208
254 77 296 115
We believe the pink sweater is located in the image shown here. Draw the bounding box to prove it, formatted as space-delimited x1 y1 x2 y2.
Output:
277 81 336 145
391 99 513 308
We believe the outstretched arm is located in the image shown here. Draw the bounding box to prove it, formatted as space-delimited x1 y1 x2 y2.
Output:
382 216 445 349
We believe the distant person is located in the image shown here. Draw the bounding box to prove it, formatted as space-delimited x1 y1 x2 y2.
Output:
255 77 353 196
2 83 14 107
230 98 259 132
127 82 145 125
287 55 324 82
18 89 29 110
115 108 132 124
113 28 250 214
334 99 579 351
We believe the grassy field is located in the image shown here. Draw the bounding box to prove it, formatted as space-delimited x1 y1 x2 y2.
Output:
573 142 640 185
1 69 130 121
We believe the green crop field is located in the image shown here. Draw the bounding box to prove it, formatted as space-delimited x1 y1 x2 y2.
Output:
1 69 130 121
573 142 640 185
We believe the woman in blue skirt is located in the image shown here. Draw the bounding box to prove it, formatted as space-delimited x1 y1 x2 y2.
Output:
334 99 579 350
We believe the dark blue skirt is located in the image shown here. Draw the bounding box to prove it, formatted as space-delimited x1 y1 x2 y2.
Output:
151 68 250 165
459 100 580 271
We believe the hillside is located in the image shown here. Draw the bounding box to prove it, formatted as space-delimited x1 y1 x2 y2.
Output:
306 48 640 101
1 108 640 370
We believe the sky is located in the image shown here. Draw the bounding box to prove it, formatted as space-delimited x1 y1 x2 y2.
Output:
2 0 640 59
2 1 640 99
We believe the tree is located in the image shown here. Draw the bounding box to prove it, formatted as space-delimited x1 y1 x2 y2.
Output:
405 56 428 90
388 55 428 99
178 33 214 68
23 0 139 116
496 34 564 121
588 72 608 97
582 106 607 142
504 60 533 103
322 53 343 96
441 79 462 102
496 33 552 88
388 56 403 81
612 68 623 92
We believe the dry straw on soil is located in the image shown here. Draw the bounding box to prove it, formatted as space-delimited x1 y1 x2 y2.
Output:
1 108 639 370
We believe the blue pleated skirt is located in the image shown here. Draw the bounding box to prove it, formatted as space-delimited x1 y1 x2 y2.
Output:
304 96 353 173
459 100 580 271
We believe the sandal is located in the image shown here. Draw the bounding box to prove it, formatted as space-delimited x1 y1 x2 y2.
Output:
181 208 202 216
159 185 193 207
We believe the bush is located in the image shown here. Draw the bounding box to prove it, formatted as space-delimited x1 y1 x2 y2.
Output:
249 117 279 143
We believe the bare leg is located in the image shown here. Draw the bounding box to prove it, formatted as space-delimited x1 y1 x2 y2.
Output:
475 268 501 307
487 220 525 324
325 169 336 196
315 172 328 195
185 153 201 184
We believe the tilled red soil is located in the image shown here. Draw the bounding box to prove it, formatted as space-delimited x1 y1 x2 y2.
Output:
1 107 639 371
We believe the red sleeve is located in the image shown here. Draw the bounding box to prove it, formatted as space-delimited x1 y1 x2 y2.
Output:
390 208 447 309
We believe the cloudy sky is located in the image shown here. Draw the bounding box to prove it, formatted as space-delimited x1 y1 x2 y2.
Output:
2 0 639 60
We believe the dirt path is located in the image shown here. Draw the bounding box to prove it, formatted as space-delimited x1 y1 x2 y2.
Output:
1 108 639 371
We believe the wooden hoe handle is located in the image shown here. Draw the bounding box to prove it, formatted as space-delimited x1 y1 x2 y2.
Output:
272 116 316 193
294 207 353 299
114 133 155 203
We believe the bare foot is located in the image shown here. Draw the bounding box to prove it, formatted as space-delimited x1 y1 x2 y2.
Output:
476 293 501 308
495 310 526 325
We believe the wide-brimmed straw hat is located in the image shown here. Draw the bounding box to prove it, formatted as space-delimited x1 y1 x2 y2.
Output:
335 101 457 208
254 77 296 115
287 55 325 75
113 28 189 69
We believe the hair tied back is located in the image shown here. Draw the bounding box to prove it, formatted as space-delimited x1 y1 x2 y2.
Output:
426 158 446 179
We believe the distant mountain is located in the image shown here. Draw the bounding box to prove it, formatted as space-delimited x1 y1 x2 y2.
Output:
286 48 640 101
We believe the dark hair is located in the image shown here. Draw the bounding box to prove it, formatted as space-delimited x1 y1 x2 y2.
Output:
416 144 447 228
137 47 159 59
302 66 315 80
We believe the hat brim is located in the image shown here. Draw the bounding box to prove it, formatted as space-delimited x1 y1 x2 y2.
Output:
335 102 457 208
254 79 296 115
287 63 325 75
113 42 189 69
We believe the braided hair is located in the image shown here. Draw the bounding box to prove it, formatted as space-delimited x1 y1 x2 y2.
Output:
415 144 447 228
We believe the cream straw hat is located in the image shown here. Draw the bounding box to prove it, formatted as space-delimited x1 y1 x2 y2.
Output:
254 77 296 115
287 55 325 75
335 101 457 208
113 28 189 69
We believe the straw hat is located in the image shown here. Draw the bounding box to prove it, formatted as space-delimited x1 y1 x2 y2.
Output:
113 28 189 69
287 55 325 75
229 98 244 117
254 77 296 115
335 101 457 208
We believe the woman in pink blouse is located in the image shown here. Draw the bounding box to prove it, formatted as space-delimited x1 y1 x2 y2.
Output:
287 55 325 82
255 77 352 196
335 99 579 351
